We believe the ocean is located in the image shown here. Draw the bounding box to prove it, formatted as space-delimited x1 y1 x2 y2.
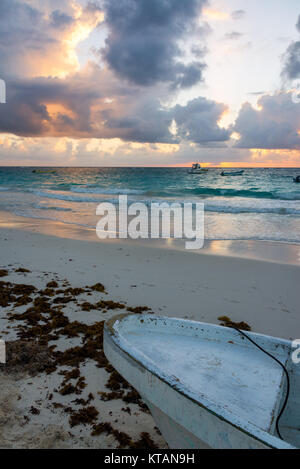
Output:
0 167 300 244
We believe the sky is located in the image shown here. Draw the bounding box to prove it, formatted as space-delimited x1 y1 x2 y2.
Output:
0 0 299 167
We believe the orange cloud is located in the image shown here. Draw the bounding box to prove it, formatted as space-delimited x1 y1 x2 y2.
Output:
250 149 300 166
11 2 104 79
203 8 230 21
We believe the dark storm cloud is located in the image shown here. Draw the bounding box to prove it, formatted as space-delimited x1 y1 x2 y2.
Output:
173 98 230 144
0 0 53 62
0 76 96 136
102 101 174 143
50 10 74 29
282 15 300 80
283 41 300 80
233 93 300 150
0 0 230 146
0 70 230 146
102 0 207 88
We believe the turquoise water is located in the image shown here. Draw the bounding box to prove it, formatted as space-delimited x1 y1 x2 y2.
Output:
0 167 300 243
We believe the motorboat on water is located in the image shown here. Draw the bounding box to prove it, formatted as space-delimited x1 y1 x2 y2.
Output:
221 170 244 177
32 169 57 174
293 175 300 183
104 313 299 449
188 163 208 174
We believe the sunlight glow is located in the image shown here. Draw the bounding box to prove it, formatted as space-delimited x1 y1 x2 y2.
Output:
203 8 230 21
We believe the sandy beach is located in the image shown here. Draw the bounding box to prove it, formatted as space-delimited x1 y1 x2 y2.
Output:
0 213 299 448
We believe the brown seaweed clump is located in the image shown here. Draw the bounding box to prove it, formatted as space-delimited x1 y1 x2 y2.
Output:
30 406 40 415
1 274 157 444
89 283 106 293
218 316 252 332
69 406 99 427
15 268 31 273
72 393 94 406
0 281 37 308
132 432 159 449
106 370 130 391
80 302 95 312
127 306 151 314
11 284 36 296
97 300 126 311
14 295 33 307
0 340 55 376
91 422 158 449
46 281 58 289
0 269 8 277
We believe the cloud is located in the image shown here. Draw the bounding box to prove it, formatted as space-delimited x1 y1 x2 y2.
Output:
102 0 207 88
50 9 74 29
203 8 229 21
224 32 243 41
282 42 300 80
0 135 253 166
233 92 300 150
173 98 230 144
247 91 266 96
0 62 230 146
0 0 231 148
231 10 246 20
282 15 300 80
0 0 104 78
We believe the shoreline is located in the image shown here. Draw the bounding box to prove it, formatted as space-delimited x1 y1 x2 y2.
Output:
0 210 299 266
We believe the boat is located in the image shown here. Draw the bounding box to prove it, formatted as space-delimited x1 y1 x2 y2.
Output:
32 169 57 174
104 313 299 449
293 176 300 183
188 163 209 174
220 170 244 176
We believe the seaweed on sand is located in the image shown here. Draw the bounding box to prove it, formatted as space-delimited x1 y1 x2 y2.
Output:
127 306 151 314
0 281 36 307
46 281 58 289
2 273 157 445
218 316 252 331
0 340 56 376
89 283 106 293
91 422 158 449
69 406 99 427
97 300 126 311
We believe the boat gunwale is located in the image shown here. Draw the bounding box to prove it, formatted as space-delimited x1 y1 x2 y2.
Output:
104 313 295 450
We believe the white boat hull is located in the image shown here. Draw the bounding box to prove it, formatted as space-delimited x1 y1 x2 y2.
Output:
188 170 208 174
221 171 244 176
104 314 298 449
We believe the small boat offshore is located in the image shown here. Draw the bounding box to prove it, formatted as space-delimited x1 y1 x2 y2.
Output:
220 170 244 176
104 314 299 449
188 163 209 174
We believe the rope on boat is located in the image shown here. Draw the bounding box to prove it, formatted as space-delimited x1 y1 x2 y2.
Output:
233 327 290 441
